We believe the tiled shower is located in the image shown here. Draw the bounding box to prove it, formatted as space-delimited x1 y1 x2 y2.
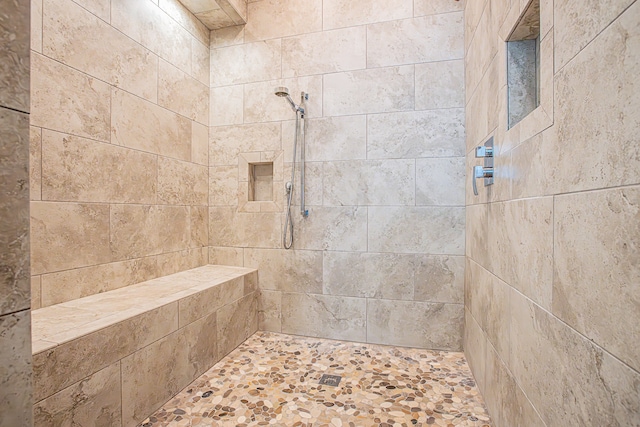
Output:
0 0 638 426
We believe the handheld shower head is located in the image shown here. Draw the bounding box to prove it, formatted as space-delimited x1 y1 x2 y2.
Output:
274 86 303 114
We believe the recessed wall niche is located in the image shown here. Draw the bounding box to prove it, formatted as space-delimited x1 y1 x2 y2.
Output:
249 163 273 201
238 151 284 213
507 0 540 128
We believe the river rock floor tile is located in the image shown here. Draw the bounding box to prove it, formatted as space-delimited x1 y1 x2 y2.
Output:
141 332 491 427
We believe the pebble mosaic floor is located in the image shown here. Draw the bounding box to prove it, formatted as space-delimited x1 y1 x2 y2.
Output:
141 332 492 427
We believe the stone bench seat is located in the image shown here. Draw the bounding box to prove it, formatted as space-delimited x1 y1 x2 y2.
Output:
31 265 258 427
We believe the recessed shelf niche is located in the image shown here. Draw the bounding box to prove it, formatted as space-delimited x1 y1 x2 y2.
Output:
507 0 540 129
249 163 273 202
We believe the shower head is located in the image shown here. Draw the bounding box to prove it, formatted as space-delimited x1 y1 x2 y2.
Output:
274 86 290 97
274 86 303 114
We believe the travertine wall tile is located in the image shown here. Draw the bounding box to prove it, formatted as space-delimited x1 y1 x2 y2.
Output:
414 255 465 303
210 122 281 166
554 187 640 372
415 60 465 110
208 246 244 266
31 53 111 142
0 0 30 112
29 126 42 201
192 38 210 85
210 85 243 126
244 248 322 293
156 247 207 277
191 121 209 165
322 0 413 30
368 207 465 254
367 299 463 350
367 109 465 159
31 202 112 275
258 289 281 332
111 88 191 161
41 130 157 204
210 25 244 48
43 0 159 102
210 39 281 87
282 26 366 78
209 165 238 206
33 362 121 427
41 257 158 306
189 206 209 248
414 0 464 17
281 293 366 342
216 293 258 359
73 0 110 22
158 59 209 124
244 0 322 42
367 13 464 67
416 157 465 206
0 311 32 427
159 0 210 45
323 66 415 116
110 205 190 259
209 207 281 248
293 207 368 251
31 0 43 53
295 116 366 162
111 0 192 74
157 157 208 205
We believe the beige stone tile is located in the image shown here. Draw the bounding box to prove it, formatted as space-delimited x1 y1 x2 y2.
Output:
210 39 281 87
196 8 236 30
209 246 244 266
31 304 106 342
258 289 281 332
484 343 545 427
244 0 321 42
368 207 465 254
210 25 244 48
465 203 490 269
323 66 414 116
111 88 191 161
31 0 43 53
158 0 210 45
488 198 553 310
0 0 29 112
510 290 640 426
414 0 464 16
158 59 209 124
217 293 257 359
209 207 282 248
33 303 178 402
225 0 247 22
31 202 111 275
243 75 323 123
293 206 367 252
29 126 42 201
367 13 464 67
414 255 464 304
284 160 323 208
367 109 465 159
0 311 32 427
210 122 281 166
0 109 30 314
554 0 634 71
553 187 640 372
281 293 366 342
40 257 158 307
209 165 238 206
367 299 463 350
416 157 465 206
31 53 111 142
244 248 322 293
285 116 366 162
323 252 414 300
548 4 640 194
463 308 486 396
111 0 192 74
33 362 121 426
190 206 208 248
72 0 110 21
191 121 208 166
464 0 488 51
415 60 465 110
323 0 413 30
510 132 550 199
210 85 243 126
156 247 207 277
110 205 190 259
43 0 159 102
32 276 42 310
157 157 208 205
41 130 157 204
465 3 496 105
323 160 415 206
121 311 218 426
282 26 366 78
179 277 244 326
192 38 210 85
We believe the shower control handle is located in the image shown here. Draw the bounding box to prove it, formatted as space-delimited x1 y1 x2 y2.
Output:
472 166 494 196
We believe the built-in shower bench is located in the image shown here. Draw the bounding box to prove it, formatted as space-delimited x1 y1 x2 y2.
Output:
30 264 258 427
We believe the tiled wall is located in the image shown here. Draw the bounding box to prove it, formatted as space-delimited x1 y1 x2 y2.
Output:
29 0 211 308
464 0 640 425
209 0 466 350
0 1 32 425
